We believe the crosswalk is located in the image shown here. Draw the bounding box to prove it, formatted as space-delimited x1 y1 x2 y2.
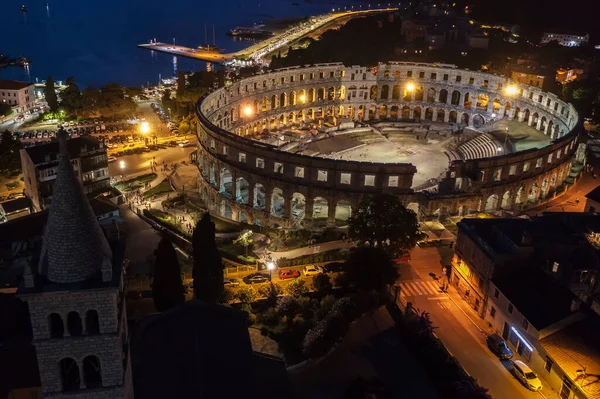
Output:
399 280 444 297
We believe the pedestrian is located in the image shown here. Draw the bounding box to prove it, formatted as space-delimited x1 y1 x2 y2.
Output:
575 198 580 204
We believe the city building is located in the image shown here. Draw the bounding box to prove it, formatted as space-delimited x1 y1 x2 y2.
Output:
15 130 133 398
585 186 600 213
0 197 32 223
510 68 545 88
0 79 35 114
452 214 600 318
20 136 110 211
541 32 589 47
484 265 600 399
556 68 584 85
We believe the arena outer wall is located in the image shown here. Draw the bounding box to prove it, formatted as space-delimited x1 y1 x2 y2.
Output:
195 62 581 228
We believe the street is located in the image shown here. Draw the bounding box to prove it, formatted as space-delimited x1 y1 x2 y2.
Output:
109 143 196 178
401 246 556 399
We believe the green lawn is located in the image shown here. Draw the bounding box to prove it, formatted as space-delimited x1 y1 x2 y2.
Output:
218 243 258 265
143 179 173 199
114 173 157 192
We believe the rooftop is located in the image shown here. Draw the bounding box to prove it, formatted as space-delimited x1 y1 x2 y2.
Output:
24 136 104 165
0 197 32 215
0 79 32 91
539 317 600 399
585 186 600 204
492 266 578 331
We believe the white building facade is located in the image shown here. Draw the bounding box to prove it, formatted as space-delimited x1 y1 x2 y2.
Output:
0 79 35 114
541 32 589 47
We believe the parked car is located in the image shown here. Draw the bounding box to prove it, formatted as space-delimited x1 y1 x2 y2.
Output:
278 269 300 280
396 252 411 262
224 278 241 287
486 334 513 359
242 272 271 284
511 360 542 391
303 265 323 276
323 262 345 273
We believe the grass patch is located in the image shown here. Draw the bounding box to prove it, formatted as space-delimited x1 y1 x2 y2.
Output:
277 248 348 268
5 181 20 190
144 209 191 239
143 179 173 199
218 243 258 265
114 173 157 192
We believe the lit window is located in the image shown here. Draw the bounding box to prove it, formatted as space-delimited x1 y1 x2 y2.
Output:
223 146 228 156
557 149 561 159
294 166 304 178
494 168 502 181
256 158 265 169
210 139 215 149
364 175 375 186
509 165 517 176
552 262 559 273
536 158 543 168
547 154 553 164
340 173 351 185
238 153 246 163
388 176 399 187
317 170 328 182
480 170 486 181
523 162 530 172
274 162 284 174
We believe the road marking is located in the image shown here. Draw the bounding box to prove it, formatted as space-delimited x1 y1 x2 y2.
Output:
427 296 451 300
399 280 442 297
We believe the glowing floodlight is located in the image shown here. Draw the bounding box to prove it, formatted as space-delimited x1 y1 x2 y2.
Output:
504 85 519 96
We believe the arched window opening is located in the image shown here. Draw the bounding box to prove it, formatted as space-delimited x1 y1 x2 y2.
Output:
60 358 80 391
49 313 64 339
67 311 83 337
83 356 102 389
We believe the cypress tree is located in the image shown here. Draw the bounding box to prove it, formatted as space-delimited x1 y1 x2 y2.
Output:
45 76 59 112
152 237 184 311
192 213 223 302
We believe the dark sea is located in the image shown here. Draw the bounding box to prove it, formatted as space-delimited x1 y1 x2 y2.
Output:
0 0 365 87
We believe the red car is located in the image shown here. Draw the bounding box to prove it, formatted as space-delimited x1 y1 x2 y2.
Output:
278 269 300 280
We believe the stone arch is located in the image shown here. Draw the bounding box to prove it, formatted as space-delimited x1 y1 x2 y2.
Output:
550 173 557 188
271 188 285 217
436 109 445 122
425 107 434 120
312 197 329 225
335 200 352 226
290 91 297 105
49 313 64 339
475 93 489 110
439 89 448 104
401 106 410 119
262 97 268 112
299 89 308 104
236 177 249 204
501 191 512 209
461 113 470 125
392 85 401 100
220 168 233 198
67 311 82 337
504 101 512 117
379 105 387 119
457 205 469 216
220 200 232 219
317 87 326 101
280 92 287 107
414 87 424 101
449 110 458 123
368 105 377 120
370 85 378 100
406 203 422 219
85 310 99 335
253 184 266 211
390 105 399 120
348 105 355 118
381 84 390 100
426 88 436 103
523 108 531 123
528 183 539 202
492 98 501 112
413 106 422 120
484 194 499 211
82 355 102 389
291 192 306 226
451 90 461 106
358 105 365 121
540 116 548 132
515 187 525 205
327 86 336 101
308 88 316 103
60 358 80 392
473 114 485 128
434 207 449 222
339 86 346 100
541 178 549 197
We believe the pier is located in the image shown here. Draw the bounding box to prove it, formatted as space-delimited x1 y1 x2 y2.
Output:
137 8 398 64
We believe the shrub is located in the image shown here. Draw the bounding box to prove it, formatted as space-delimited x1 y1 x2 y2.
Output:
258 308 280 326
236 286 258 305
311 273 332 295
286 278 308 298
313 295 337 322
258 282 283 306
275 296 302 318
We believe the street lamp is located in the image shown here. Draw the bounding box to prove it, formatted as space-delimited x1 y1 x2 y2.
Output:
119 160 126 181
405 82 416 92
504 85 519 96
140 121 150 134
267 261 275 279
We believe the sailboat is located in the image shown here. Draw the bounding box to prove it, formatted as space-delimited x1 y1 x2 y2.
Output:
197 24 222 52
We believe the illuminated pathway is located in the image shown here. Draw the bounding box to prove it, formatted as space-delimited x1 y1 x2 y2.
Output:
137 8 397 63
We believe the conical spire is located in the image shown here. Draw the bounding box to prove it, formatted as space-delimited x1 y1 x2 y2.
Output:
38 129 113 284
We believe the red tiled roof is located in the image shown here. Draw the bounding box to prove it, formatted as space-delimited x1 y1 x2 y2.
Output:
0 79 32 90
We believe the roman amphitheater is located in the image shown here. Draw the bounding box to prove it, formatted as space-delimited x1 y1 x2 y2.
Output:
194 62 582 228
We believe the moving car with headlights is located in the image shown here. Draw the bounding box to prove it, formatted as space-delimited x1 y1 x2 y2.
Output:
486 334 513 359
242 272 271 284
512 360 542 391
303 265 323 276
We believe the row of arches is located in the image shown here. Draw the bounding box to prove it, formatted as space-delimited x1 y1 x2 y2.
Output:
60 356 102 391
483 174 559 211
49 310 99 339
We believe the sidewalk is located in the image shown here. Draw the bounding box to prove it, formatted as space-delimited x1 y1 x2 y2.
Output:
263 240 354 262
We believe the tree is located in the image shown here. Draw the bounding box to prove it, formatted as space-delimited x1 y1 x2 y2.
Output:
348 193 425 258
45 76 58 112
176 70 186 99
235 286 258 309
311 273 332 295
286 278 308 298
192 213 223 302
258 282 282 306
124 86 144 98
233 229 254 256
151 237 184 312
343 247 398 292
0 131 23 176
101 83 136 115
0 103 12 118
60 77 82 113
82 87 102 114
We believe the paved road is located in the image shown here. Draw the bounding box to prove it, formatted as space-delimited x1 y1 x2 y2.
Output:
109 143 196 178
402 247 558 399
